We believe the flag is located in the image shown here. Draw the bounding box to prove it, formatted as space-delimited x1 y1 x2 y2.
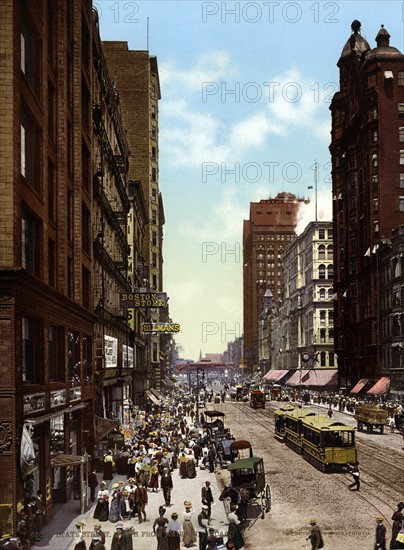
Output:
20 424 36 480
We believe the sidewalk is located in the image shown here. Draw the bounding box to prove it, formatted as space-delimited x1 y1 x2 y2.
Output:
37 466 230 549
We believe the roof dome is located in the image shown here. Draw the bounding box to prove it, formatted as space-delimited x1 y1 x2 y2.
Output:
339 21 370 60
365 24 403 62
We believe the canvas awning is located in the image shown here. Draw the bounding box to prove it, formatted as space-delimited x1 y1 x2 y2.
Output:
263 369 289 382
366 376 390 395
50 453 89 468
349 378 369 395
145 390 160 405
94 416 119 442
150 388 166 402
285 369 338 387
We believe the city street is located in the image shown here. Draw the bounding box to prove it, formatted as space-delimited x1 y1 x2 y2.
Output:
213 399 404 550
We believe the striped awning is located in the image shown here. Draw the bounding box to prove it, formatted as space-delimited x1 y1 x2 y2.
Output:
50 453 89 468
145 390 160 405
349 379 369 395
263 369 289 382
285 369 338 387
366 376 390 395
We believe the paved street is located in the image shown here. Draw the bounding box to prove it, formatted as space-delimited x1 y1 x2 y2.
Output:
37 452 229 549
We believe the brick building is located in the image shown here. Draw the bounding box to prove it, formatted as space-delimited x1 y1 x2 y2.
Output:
330 21 404 389
0 0 97 528
103 43 169 392
243 193 308 370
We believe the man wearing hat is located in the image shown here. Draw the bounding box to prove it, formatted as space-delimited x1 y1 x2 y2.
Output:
391 502 404 549
89 525 105 548
197 505 209 550
134 481 148 523
89 532 105 550
206 527 218 550
110 522 133 550
201 481 214 524
73 521 87 550
306 519 323 550
374 517 386 550
161 467 174 507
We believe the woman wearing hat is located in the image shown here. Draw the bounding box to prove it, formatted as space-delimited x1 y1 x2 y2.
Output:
166 512 181 550
73 521 87 550
306 519 323 550
93 482 110 522
153 506 169 550
182 502 197 548
391 503 404 549
395 517 404 549
103 450 114 481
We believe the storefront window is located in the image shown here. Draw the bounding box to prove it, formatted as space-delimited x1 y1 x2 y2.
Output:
68 331 80 384
50 414 64 455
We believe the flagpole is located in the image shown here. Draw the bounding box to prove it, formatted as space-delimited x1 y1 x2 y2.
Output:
308 160 319 221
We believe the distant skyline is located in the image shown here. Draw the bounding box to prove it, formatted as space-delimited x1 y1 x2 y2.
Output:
98 1 404 360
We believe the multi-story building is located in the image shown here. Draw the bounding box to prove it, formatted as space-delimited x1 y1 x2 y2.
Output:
102 43 167 391
92 11 134 424
380 226 404 392
243 192 308 370
0 0 97 527
280 221 336 371
330 21 404 388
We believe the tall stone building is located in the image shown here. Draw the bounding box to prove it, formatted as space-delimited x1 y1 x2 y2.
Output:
243 193 308 370
103 43 168 391
0 0 97 527
330 21 404 389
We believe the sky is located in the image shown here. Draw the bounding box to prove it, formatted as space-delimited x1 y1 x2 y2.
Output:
97 0 404 361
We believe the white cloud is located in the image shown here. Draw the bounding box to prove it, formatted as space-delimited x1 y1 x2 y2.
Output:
296 187 333 235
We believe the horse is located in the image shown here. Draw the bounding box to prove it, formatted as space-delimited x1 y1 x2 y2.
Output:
219 485 249 523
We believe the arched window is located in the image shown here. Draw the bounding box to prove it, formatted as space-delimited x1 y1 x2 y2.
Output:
329 329 334 342
319 264 326 279
328 288 334 300
319 288 326 301
320 329 326 343
327 245 333 259
329 352 335 367
327 264 334 279
318 245 326 259
320 352 326 367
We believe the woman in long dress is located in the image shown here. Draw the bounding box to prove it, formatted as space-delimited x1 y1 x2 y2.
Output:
153 506 169 550
178 452 188 479
149 461 159 492
108 490 125 523
166 512 181 550
103 450 114 480
182 502 197 548
93 482 109 522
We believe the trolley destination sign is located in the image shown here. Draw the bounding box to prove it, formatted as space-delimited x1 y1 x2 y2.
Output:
142 322 180 334
120 292 167 308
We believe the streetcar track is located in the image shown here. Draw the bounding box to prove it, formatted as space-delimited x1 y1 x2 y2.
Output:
217 401 401 528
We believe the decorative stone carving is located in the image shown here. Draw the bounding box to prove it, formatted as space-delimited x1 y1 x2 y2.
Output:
0 422 13 453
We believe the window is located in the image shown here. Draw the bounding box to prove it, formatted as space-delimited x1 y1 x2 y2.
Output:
399 128 404 143
48 80 56 144
48 161 56 222
319 288 326 301
327 264 334 280
399 197 404 212
82 335 91 381
329 352 335 367
151 84 156 98
82 205 91 254
327 228 333 239
152 210 157 224
22 316 42 383
22 211 40 276
329 329 334 342
320 329 326 343
374 221 379 235
82 143 90 192
320 352 326 367
152 342 158 362
319 264 326 280
152 167 157 182
151 126 156 139
21 6 40 94
152 253 157 268
152 231 157 246
49 325 65 382
327 245 333 259
319 228 325 239
399 72 404 86
68 331 80 384
82 267 90 309
400 151 404 165
152 274 157 289
151 147 157 161
21 111 40 189
151 105 156 119
318 245 326 259
320 310 326 325
48 238 55 287
399 174 404 188
399 103 404 118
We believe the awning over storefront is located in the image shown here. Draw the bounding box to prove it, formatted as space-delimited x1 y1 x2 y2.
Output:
285 369 338 387
366 376 390 395
50 453 89 468
150 388 166 402
94 416 119 442
349 378 369 395
263 369 290 382
145 390 160 405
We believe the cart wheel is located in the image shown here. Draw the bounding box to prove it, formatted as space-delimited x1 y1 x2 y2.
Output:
260 494 265 519
265 484 271 512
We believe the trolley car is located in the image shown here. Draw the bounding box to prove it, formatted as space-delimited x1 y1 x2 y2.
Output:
250 389 265 409
283 408 317 453
274 404 298 441
226 441 271 518
274 408 357 472
300 417 357 472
